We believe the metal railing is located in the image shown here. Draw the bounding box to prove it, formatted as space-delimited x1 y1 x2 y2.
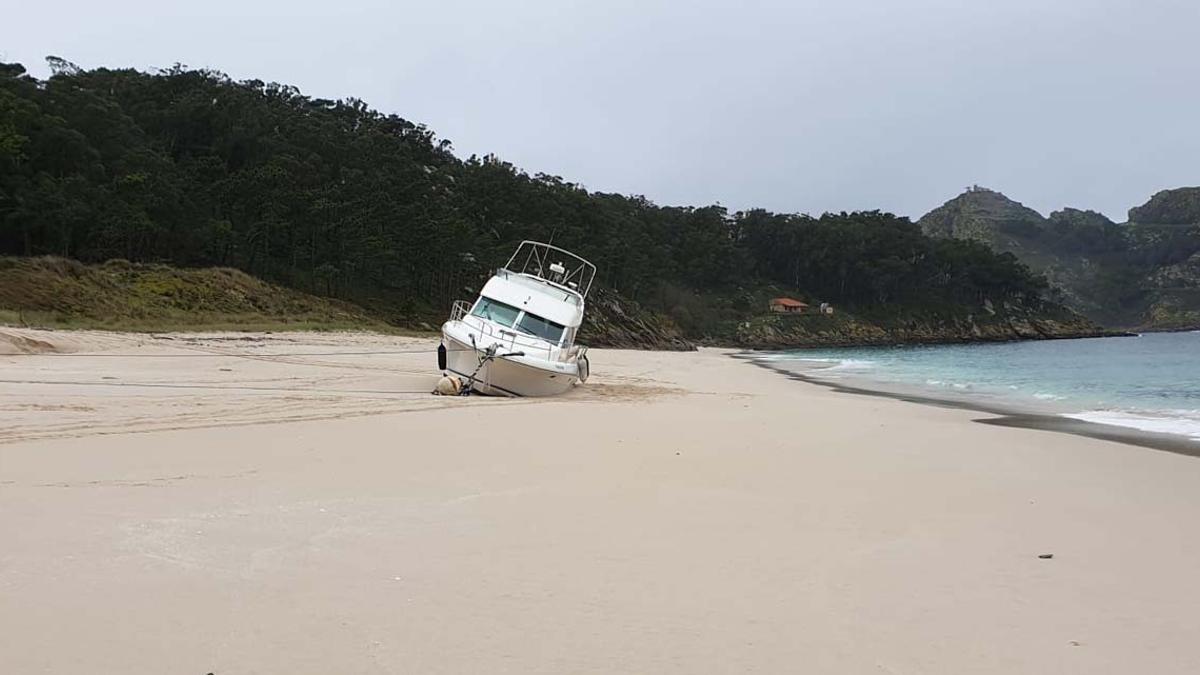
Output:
504 240 596 298
449 299 472 321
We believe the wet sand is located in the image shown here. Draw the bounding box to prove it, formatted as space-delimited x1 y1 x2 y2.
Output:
3 328 1200 673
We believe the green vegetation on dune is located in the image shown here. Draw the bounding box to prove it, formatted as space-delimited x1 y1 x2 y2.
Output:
1 58 1103 346
0 256 389 332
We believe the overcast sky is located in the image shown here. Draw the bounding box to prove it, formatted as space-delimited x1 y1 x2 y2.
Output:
4 0 1198 221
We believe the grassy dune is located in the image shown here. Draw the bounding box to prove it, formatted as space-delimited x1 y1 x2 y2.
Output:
0 257 396 333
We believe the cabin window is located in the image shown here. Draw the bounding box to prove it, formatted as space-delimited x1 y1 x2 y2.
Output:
515 312 566 344
471 297 521 327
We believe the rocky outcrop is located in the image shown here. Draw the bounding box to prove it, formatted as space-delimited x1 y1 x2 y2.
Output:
1142 297 1200 331
580 287 695 350
1150 252 1200 288
1048 207 1115 230
1141 253 1200 329
724 302 1119 350
1128 187 1200 225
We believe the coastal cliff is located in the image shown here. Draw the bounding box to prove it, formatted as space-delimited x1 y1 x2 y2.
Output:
581 287 694 350
725 304 1114 350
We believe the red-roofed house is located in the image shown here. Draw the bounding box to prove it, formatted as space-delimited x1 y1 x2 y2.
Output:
769 297 808 314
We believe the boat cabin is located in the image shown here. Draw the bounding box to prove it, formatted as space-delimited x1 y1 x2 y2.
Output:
468 270 584 349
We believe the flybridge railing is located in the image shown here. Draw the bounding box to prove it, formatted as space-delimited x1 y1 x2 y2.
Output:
503 240 596 298
450 299 472 321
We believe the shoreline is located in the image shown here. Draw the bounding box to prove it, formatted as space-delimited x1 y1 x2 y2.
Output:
740 353 1200 459
712 327 1133 351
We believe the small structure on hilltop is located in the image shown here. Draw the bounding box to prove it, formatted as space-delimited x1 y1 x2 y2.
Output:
769 297 808 314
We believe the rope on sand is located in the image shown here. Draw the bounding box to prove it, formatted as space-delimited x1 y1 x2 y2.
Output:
0 346 474 358
0 378 440 396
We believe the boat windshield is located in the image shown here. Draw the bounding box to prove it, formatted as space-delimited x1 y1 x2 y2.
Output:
471 297 520 327
516 312 565 343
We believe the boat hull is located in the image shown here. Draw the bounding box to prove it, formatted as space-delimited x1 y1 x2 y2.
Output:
441 330 579 397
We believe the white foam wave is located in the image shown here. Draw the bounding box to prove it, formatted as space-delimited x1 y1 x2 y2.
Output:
1063 409 1200 441
923 378 974 390
773 356 876 371
1033 392 1066 401
825 359 875 371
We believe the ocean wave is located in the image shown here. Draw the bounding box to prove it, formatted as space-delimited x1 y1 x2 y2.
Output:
921 378 974 390
1063 409 1200 441
825 359 875 371
774 356 876 371
1033 392 1066 401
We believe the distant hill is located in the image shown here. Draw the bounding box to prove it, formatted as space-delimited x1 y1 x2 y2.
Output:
918 187 1200 330
917 186 1047 251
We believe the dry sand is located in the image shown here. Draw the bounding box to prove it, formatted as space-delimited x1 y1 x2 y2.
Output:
2 327 1199 673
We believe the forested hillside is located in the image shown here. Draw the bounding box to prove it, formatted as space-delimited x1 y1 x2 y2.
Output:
919 187 1200 329
1 59 1098 345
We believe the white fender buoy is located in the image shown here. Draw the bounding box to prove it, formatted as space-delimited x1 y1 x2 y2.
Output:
434 374 462 396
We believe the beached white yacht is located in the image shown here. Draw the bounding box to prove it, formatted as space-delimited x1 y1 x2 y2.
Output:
439 241 594 396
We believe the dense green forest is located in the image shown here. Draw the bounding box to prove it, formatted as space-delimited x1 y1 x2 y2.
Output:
2 58 1059 335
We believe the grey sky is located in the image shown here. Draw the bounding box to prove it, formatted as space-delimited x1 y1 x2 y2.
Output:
5 0 1198 221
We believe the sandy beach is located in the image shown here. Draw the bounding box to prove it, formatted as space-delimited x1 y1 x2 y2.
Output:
2 327 1200 674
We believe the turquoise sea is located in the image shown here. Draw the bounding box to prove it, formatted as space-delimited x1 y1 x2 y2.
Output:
764 331 1200 442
